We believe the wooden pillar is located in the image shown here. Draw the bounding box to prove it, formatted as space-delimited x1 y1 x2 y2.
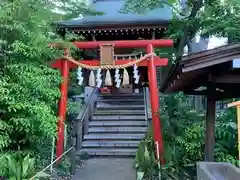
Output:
146 44 164 164
56 59 69 161
227 101 240 167
204 83 216 161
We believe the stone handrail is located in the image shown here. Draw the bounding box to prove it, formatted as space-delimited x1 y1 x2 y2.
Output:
75 87 98 150
197 162 240 180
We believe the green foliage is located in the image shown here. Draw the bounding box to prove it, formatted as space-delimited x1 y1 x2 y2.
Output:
136 93 238 179
126 0 239 178
0 154 49 179
67 100 82 116
121 0 180 15
7 154 35 179
0 0 63 153
0 155 7 176
136 127 158 180
0 0 91 176
68 70 84 97
123 0 240 58
200 0 240 42
0 64 61 151
55 0 104 20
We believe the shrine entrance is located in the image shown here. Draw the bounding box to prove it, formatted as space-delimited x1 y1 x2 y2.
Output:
51 39 173 164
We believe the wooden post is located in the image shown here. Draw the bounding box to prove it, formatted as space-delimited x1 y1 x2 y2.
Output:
70 122 76 175
84 109 89 135
204 83 216 161
70 145 76 175
227 101 240 167
76 119 83 150
146 44 164 164
56 59 69 161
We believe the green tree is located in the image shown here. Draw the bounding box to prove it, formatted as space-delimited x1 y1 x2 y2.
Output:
0 0 95 178
122 0 240 58
136 94 238 179
0 0 91 153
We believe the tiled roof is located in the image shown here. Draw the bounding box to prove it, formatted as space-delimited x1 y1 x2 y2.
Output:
56 0 172 28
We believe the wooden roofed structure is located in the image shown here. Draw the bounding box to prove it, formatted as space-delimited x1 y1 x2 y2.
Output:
161 43 240 100
160 43 240 162
55 0 171 40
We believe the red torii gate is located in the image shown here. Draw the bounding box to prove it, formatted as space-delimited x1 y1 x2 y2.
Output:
51 39 173 163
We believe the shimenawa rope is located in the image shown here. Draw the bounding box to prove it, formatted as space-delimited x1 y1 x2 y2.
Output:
63 53 155 70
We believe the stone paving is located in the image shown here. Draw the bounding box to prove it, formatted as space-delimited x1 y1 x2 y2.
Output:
72 158 136 180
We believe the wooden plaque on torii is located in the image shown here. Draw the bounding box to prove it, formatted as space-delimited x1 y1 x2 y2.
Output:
100 44 115 65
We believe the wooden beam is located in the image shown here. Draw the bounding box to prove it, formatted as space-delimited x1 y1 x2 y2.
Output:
182 53 240 73
72 39 173 49
184 89 206 95
63 24 169 32
50 39 173 49
182 43 240 62
204 83 216 162
214 88 240 101
228 101 240 108
211 74 240 84
165 67 210 93
51 57 168 69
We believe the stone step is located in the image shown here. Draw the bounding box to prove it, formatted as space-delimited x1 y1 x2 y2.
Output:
98 99 144 102
78 92 147 158
88 127 147 133
99 93 143 97
89 121 147 127
82 140 140 148
97 100 144 105
94 109 145 115
84 133 145 140
91 115 145 121
96 104 145 110
78 148 137 156
99 95 143 100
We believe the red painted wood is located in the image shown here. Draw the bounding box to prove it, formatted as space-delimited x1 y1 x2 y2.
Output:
56 59 69 162
49 39 173 49
73 39 173 49
146 44 165 164
53 39 173 164
51 57 168 69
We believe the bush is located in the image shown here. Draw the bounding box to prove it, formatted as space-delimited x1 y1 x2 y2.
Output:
0 153 50 179
135 93 238 179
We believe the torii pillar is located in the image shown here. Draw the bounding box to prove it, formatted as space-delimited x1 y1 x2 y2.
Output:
56 50 70 160
146 44 164 163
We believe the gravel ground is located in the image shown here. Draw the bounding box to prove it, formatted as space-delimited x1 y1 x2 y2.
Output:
72 158 136 180
47 156 87 180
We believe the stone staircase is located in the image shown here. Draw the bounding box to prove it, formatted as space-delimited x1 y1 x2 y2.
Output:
80 93 147 156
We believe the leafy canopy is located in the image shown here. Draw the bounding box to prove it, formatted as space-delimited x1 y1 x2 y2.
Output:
122 0 240 57
0 0 90 153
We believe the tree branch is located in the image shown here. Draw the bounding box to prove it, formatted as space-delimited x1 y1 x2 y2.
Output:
176 0 203 58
